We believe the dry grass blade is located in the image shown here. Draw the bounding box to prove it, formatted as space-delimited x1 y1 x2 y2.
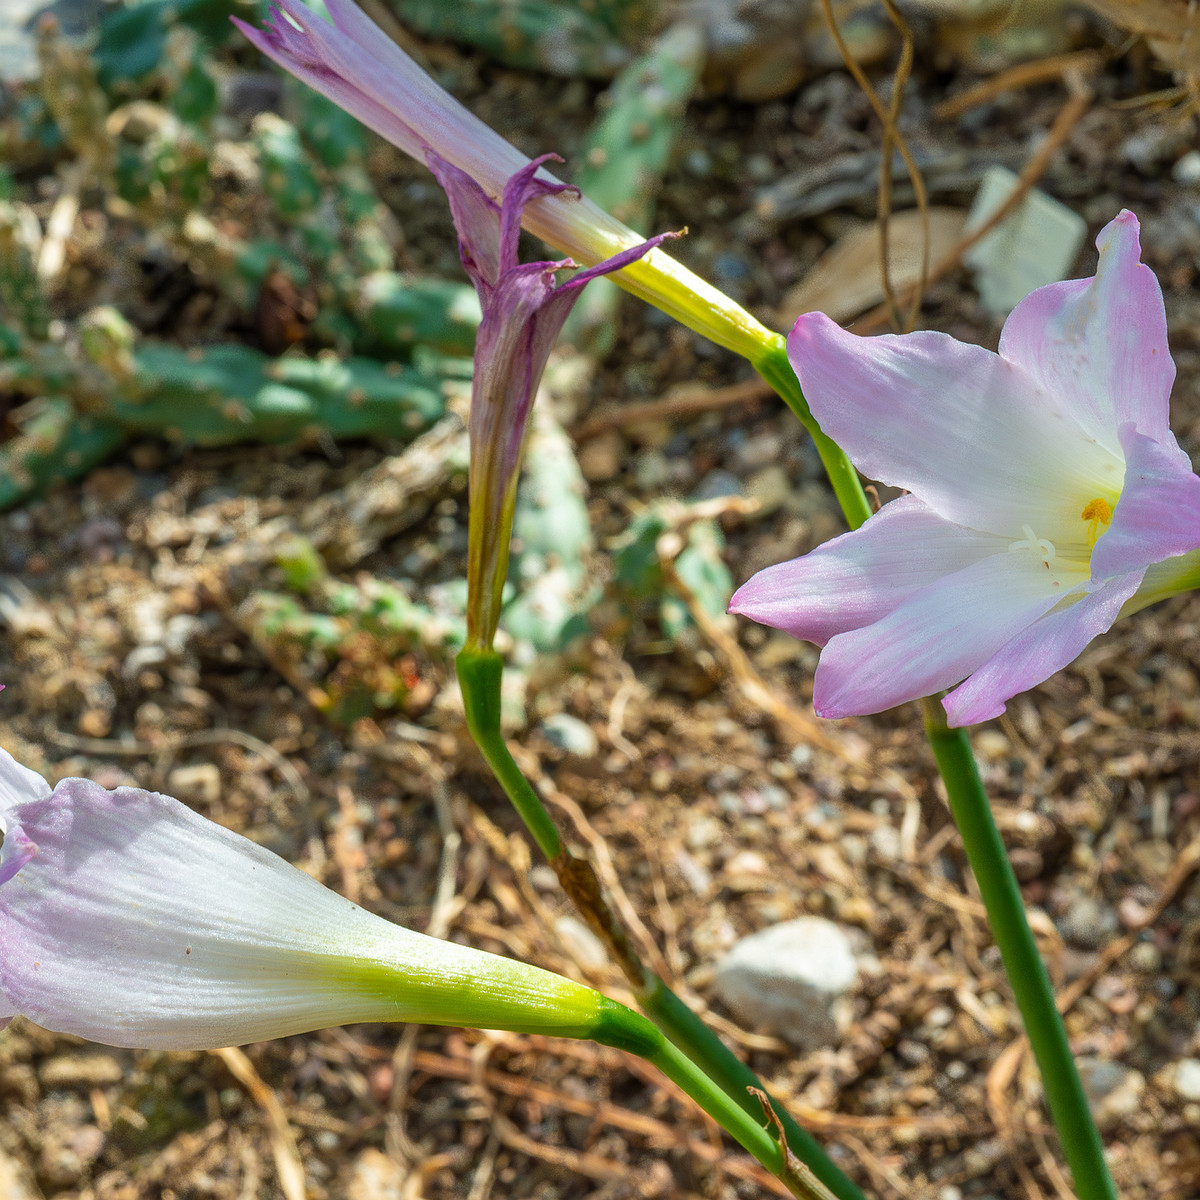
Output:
934 50 1104 119
213 1046 307 1200
411 1048 793 1197
1055 835 1200 1015
47 727 309 805
654 523 851 760
856 71 1093 335
984 838 1200 1188
818 0 929 332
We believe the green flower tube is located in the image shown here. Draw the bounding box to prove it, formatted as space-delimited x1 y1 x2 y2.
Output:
0 747 610 1048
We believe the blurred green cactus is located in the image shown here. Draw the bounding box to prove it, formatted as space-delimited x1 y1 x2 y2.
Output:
0 296 466 508
0 398 125 511
612 502 733 643
95 0 247 91
562 20 704 356
242 537 466 726
388 0 657 77
0 201 50 339
502 410 594 651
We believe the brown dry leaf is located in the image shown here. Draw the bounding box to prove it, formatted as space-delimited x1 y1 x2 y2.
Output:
777 207 965 327
1082 0 1200 80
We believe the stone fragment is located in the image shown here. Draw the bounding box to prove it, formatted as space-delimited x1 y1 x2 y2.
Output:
1077 1057 1145 1127
1174 1058 1200 1102
167 763 222 806
539 713 599 758
0 1146 38 1200
347 1147 405 1200
713 917 858 1048
1058 896 1118 951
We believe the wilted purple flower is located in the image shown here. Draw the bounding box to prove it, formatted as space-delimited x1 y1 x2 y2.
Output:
730 212 1200 726
232 0 772 358
428 151 669 648
0 749 616 1049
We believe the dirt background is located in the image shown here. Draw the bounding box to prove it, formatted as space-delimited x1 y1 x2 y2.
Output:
1 3 1200 1200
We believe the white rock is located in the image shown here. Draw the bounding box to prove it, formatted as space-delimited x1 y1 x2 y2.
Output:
714 917 858 1049
1174 1058 1200 1101
1077 1057 1145 1127
540 713 598 758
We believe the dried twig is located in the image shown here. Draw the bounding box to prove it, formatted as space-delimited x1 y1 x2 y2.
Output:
654 523 850 760
214 1046 307 1200
47 726 309 806
934 50 1103 119
856 71 1094 335
818 0 929 332
573 377 770 442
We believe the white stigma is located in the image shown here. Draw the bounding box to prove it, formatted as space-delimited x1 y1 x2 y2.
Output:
1009 524 1057 566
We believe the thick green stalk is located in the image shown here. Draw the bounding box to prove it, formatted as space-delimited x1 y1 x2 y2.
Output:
591 999 785 1181
457 650 562 861
456 646 866 1200
771 306 1111 1195
753 337 872 531
642 979 860 1200
921 698 1117 1200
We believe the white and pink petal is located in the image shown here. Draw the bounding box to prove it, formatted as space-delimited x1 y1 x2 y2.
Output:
998 211 1174 449
0 760 605 1050
811 552 1075 719
728 495 1006 647
942 570 1145 726
1090 426 1200 579
787 313 1119 538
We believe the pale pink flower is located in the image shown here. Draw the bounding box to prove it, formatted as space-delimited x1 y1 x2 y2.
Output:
233 0 771 358
730 212 1200 725
0 749 609 1049
428 151 668 648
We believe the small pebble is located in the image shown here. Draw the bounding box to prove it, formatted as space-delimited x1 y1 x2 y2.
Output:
1174 1058 1200 1102
690 469 742 501
1173 150 1200 184
167 763 222 807
539 713 598 758
714 917 858 1049
1059 896 1118 950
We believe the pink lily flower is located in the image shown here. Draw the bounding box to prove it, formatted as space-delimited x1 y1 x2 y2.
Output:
428 150 669 648
730 211 1200 726
0 748 615 1049
232 0 773 360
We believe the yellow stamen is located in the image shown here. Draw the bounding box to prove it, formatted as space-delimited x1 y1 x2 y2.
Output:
1081 497 1113 548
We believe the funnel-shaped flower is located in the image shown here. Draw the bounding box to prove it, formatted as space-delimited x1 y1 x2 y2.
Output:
0 748 617 1050
430 151 669 648
232 0 773 359
730 211 1200 726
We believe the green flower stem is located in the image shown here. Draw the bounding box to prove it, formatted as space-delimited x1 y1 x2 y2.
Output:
754 337 873 532
769 306 1110 1195
921 698 1117 1200
457 646 866 1200
642 979 861 1200
591 998 786 1182
457 649 561 861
